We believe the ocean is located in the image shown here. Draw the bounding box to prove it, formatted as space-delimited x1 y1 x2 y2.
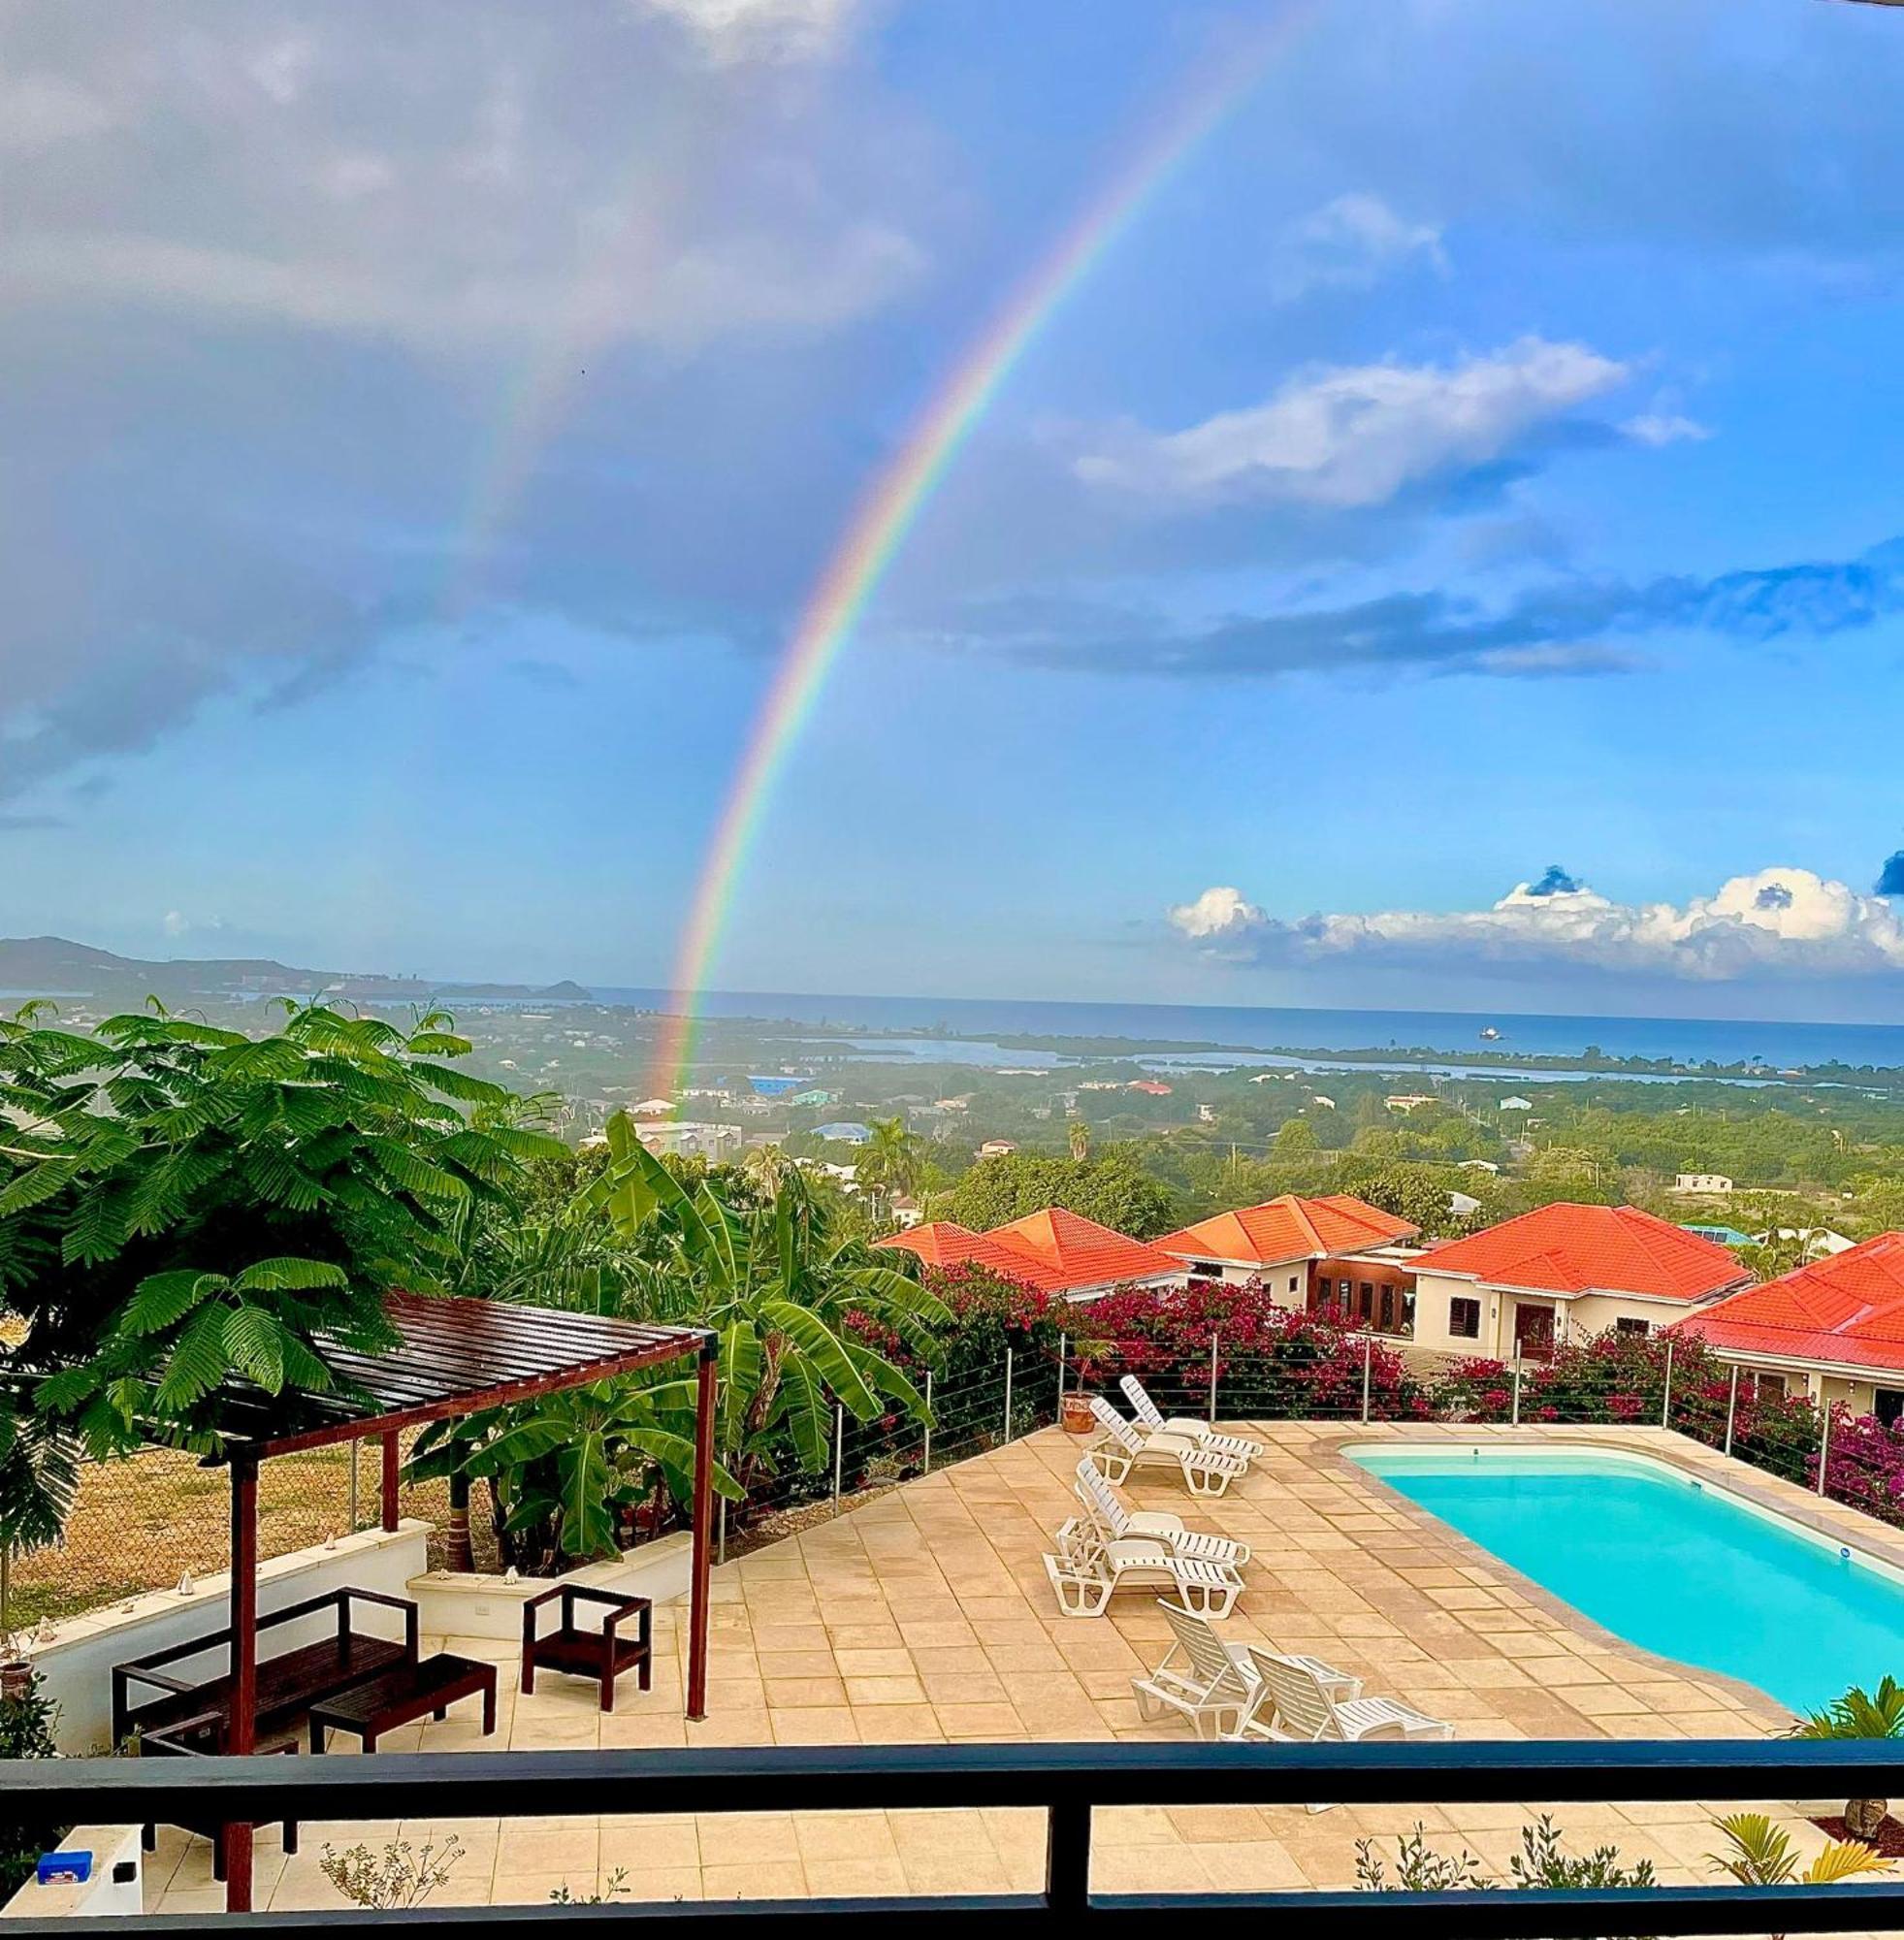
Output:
590 988 1904 1073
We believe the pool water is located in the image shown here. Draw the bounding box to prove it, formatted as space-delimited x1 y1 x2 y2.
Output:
1350 1445 1904 1714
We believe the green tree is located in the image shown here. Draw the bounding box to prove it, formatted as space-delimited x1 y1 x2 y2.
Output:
1353 1163 1455 1238
946 1146 1177 1238
576 1116 950 1494
1274 1117 1320 1155
855 1117 925 1212
1 1002 561 1502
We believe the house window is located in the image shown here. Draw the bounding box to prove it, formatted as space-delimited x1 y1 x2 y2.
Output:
1449 1296 1480 1340
1615 1317 1651 1338
1754 1373 1788 1401
1878 1388 1903 1429
1288 1276 1299 1294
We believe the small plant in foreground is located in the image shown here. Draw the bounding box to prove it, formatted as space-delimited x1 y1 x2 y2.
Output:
550 1867 630 1903
320 1835 465 1911
1708 1812 1891 1889
1791 1674 1904 1841
1354 1823 1492 1892
1356 1815 1654 1905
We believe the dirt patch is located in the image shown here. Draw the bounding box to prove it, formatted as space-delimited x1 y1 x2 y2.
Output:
1811 1814 1904 1858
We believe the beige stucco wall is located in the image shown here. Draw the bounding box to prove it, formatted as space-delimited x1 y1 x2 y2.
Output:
1411 1270 1501 1354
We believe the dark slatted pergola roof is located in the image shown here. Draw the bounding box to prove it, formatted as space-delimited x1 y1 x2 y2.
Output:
239 1290 713 1456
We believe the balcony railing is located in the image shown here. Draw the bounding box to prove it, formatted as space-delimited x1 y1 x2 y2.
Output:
8 1738 1904 1934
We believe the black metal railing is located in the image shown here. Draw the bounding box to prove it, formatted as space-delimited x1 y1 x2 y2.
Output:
8 1738 1904 1934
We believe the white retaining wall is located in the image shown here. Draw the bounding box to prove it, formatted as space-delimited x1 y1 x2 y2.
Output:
406 1531 694 1640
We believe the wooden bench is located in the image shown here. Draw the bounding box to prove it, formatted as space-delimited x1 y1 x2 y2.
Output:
112 1587 420 1750
521 1586 651 1712
138 1707 301 1884
308 1653 498 1753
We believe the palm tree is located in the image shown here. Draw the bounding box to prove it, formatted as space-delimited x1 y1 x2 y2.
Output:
1708 1812 1890 1914
578 1114 948 1495
1793 1677 1904 1841
1068 1118 1090 1163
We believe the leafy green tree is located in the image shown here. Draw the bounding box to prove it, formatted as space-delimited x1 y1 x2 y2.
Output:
1352 1163 1455 1238
1274 1117 1320 1155
855 1116 925 1212
574 1116 949 1494
947 1146 1177 1238
0 1002 562 1489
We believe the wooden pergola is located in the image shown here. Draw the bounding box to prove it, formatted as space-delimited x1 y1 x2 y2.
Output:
214 1292 717 1911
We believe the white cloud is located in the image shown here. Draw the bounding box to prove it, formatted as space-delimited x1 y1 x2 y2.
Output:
1622 412 1712 447
1074 338 1630 508
1169 867 1904 983
637 0 860 64
1272 192 1446 300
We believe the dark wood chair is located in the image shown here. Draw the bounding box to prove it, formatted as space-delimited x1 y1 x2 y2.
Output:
520 1586 651 1712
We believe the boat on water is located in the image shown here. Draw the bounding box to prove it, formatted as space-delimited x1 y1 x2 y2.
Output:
1478 1025 1503 1041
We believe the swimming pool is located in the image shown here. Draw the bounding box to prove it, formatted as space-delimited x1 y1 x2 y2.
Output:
1349 1444 1904 1714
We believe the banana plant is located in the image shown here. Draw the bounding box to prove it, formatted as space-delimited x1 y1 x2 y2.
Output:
574 1114 948 1493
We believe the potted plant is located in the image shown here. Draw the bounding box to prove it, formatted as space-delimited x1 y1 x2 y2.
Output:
1793 1676 1904 1843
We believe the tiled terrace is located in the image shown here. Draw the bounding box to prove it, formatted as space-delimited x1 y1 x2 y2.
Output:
143 1421 1865 1913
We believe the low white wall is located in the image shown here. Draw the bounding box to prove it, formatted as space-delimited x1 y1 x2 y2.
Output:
29 1521 430 1754
0 1827 142 1921
408 1532 694 1642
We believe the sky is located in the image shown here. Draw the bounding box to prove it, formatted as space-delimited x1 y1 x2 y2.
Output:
7 0 1904 1021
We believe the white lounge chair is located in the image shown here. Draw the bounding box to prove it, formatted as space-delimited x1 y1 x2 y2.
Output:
1086 1396 1248 1498
1041 1517 1242 1620
1120 1375 1265 1462
1228 1647 1453 1745
1132 1600 1358 1739
1073 1458 1252 1567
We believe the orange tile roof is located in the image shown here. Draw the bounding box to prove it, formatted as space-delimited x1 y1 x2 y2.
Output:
1419 1202 1750 1304
1672 1232 1904 1376
875 1220 1064 1289
1158 1194 1418 1267
984 1206 1185 1292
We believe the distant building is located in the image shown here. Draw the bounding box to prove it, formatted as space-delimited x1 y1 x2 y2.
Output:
812 1121 874 1146
1499 1097 1533 1114
1448 1190 1483 1219
747 1075 804 1098
889 1193 924 1230
977 1138 1017 1158
1756 1226 1856 1259
1197 1103 1216 1123
791 1087 842 1108
1385 1094 1436 1114
1128 1080 1173 1097
633 1121 743 1162
1459 1159 1501 1175
1308 1095 1337 1111
631 1097 675 1116
1411 1203 1751 1359
1681 1223 1754 1248
1672 1172 1735 1195
881 1208 1183 1301
1157 1195 1422 1335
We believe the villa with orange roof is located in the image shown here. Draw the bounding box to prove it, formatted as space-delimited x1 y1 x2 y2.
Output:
1410 1201 1753 1360
1157 1194 1423 1333
1671 1231 1904 1423
879 1207 1183 1300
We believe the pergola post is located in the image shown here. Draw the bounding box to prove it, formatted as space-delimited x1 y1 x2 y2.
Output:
686 1335 717 1721
224 1445 260 1914
380 1429 400 1533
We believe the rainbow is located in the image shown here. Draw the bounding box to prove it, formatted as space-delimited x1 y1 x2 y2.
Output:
649 7 1311 1096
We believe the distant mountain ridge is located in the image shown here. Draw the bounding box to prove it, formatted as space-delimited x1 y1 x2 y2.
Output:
0 935 592 1004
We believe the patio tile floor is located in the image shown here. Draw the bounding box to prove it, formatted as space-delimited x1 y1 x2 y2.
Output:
145 1421 1863 1912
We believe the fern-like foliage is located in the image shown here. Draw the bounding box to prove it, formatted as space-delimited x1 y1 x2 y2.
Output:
0 999 565 1514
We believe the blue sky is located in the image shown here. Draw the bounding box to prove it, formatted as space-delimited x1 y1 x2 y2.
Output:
6 0 1904 1019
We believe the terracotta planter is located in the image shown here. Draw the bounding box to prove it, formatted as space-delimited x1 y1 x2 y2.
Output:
0 1660 33 1704
1061 1393 1096 1436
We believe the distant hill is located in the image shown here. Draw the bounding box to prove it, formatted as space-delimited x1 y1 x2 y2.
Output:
0 935 595 1004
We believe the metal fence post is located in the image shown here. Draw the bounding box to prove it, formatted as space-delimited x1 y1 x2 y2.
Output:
1511 1355 1523 1427
1208 1332 1219 1426
922 1369 934 1474
718 1495 727 1568
1661 1338 1675 1431
832 1404 844 1507
1817 1401 1832 1498
348 1441 360 1535
1724 1364 1740 1458
1361 1334 1373 1425
1003 1348 1015 1440
1057 1333 1066 1404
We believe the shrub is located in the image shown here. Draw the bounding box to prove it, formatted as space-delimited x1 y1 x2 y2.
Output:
0 1669 61 1899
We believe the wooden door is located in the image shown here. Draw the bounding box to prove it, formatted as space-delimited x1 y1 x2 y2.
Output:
1514 1303 1556 1361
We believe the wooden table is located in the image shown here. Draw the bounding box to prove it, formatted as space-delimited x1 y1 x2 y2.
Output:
308 1653 498 1753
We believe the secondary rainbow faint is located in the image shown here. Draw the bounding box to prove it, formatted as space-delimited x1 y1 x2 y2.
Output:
648 5 1312 1098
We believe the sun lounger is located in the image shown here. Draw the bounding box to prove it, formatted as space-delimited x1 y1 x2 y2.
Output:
1132 1600 1361 1739
1073 1458 1252 1566
1086 1396 1248 1497
1228 1646 1453 1745
1042 1517 1242 1620
1120 1375 1265 1462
